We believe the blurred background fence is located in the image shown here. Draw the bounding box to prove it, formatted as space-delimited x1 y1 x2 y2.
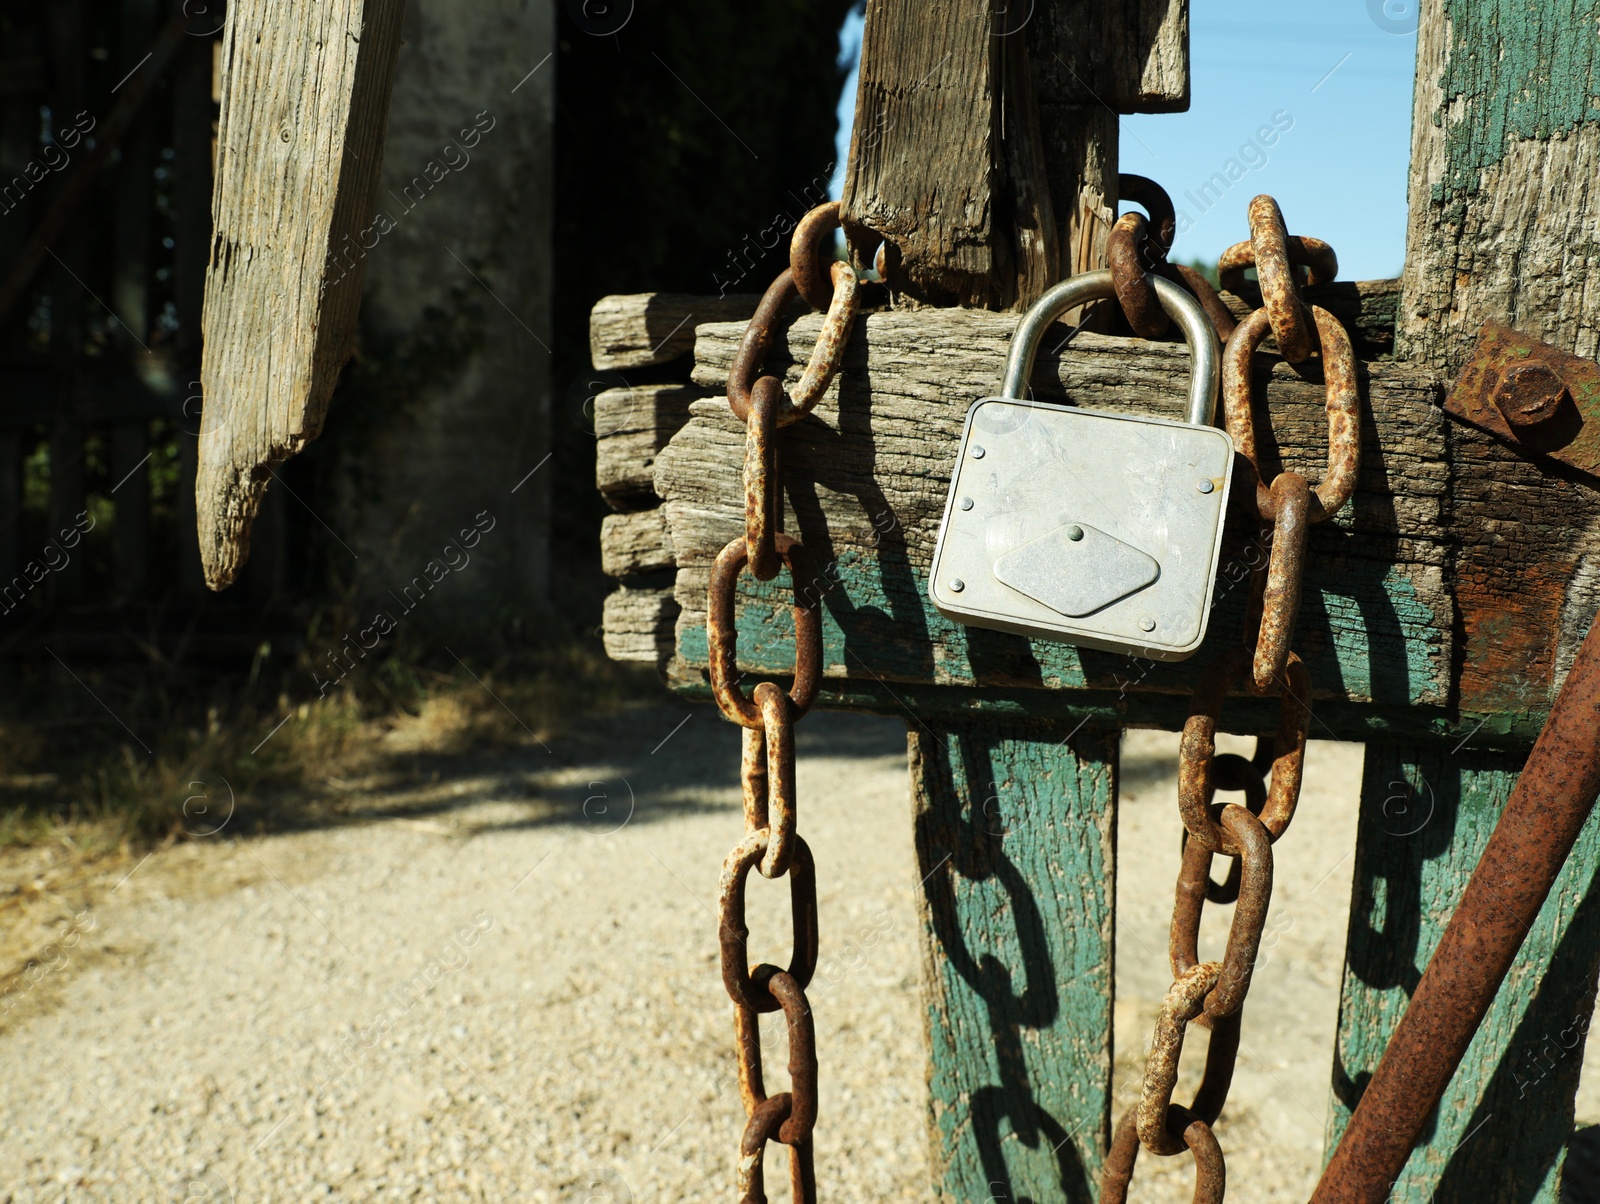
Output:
0 2 298 660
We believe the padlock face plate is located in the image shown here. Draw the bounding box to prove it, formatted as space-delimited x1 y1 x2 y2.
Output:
929 397 1235 660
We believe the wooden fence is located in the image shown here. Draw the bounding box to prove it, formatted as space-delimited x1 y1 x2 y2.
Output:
0 0 287 656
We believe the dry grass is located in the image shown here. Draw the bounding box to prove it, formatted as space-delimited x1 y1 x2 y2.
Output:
0 634 653 988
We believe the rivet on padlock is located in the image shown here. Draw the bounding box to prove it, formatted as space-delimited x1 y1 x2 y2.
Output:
928 269 1234 660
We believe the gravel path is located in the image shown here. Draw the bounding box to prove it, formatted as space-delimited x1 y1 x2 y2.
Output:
2 700 1596 1201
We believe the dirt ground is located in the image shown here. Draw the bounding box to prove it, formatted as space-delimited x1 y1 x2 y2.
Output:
1 698 1597 1201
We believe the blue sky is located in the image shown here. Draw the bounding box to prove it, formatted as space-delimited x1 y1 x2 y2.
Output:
832 3 1417 282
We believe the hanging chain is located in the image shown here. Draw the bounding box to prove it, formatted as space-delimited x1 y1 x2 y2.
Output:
1102 194 1362 1203
1221 195 1361 695
709 201 860 1204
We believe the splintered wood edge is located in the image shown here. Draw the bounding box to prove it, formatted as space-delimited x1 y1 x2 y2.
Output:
196 0 405 590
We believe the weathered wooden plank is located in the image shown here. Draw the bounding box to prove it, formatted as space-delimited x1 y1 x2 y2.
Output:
599 508 674 579
911 719 1116 1201
197 0 406 589
601 585 678 666
596 383 704 510
1397 0 1600 721
659 308 1455 718
588 293 758 371
1399 0 1600 375
841 0 1014 306
1031 0 1189 113
1326 745 1600 1201
586 277 1398 510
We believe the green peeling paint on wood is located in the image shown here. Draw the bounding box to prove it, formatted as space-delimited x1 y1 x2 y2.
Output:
909 719 1117 1203
1325 744 1600 1202
671 671 1552 750
677 537 1450 714
1435 0 1600 209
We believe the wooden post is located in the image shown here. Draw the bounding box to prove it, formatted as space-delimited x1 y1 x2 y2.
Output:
912 719 1117 1199
841 1 1186 309
1326 3 1600 1199
835 5 1185 1193
1328 748 1600 1202
196 0 405 590
1398 0 1600 723
1398 1 1600 375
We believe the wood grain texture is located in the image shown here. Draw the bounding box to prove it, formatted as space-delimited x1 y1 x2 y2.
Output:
839 1 1170 307
588 293 759 371
595 383 706 511
841 0 1007 306
658 307 1455 716
911 719 1116 1201
600 508 674 578
198 0 405 589
1326 745 1600 1202
601 585 678 665
1398 0 1600 718
1030 0 1189 113
642 300 1600 729
1399 0 1600 375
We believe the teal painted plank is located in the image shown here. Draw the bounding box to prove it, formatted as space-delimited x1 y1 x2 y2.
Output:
1326 745 1600 1202
669 548 1541 745
677 530 1450 713
908 718 1117 1202
668 670 1550 750
1435 0 1600 215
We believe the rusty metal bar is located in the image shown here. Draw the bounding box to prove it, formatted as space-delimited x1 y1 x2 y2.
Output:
1311 608 1600 1203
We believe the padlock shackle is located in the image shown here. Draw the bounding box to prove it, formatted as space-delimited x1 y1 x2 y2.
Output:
1000 269 1222 428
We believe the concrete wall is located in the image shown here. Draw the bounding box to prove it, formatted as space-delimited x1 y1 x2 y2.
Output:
337 0 553 626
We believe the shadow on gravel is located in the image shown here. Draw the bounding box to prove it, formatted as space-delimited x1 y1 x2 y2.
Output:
323 702 909 838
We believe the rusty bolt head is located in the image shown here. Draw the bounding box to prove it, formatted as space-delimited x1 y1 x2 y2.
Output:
1492 360 1571 435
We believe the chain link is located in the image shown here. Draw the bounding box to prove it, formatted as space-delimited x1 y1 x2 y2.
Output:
708 534 822 728
709 201 863 1204
1224 305 1362 524
1217 195 1338 363
1220 201 1360 694
1179 648 1312 854
1111 174 1239 342
1105 195 1362 1203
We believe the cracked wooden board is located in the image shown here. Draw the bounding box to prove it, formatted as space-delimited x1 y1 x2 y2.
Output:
197 0 405 589
657 308 1455 726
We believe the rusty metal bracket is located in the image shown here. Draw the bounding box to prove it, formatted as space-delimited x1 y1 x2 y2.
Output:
1444 322 1600 480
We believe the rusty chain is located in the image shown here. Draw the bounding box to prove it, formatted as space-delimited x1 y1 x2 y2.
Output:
1218 195 1338 363
709 201 861 1204
1221 199 1360 694
1112 174 1239 343
1105 195 1362 1203
704 191 1363 1202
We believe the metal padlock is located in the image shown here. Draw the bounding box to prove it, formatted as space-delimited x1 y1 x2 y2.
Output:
929 270 1232 660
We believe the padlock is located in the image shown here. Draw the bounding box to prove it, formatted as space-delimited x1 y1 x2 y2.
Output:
929 269 1232 660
